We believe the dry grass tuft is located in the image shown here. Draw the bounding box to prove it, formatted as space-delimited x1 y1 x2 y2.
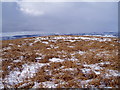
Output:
1 35 119 88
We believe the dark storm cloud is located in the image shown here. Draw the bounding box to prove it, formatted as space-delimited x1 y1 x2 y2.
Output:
2 2 118 33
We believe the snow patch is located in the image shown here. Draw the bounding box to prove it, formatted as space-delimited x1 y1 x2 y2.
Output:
68 57 78 61
78 51 86 55
63 68 76 71
0 78 4 89
49 58 64 62
79 37 111 42
64 39 77 42
3 47 11 51
80 79 94 85
13 60 21 63
49 39 57 42
50 45 54 48
32 82 40 88
83 62 111 70
106 69 120 77
94 71 101 75
9 43 14 46
41 81 58 88
4 63 49 85
18 82 32 88
35 57 42 60
34 37 41 43
18 45 21 47
29 43 33 46
54 46 59 49
96 51 110 56
81 68 91 74
42 41 49 44
43 36 112 42
47 48 51 49
98 62 110 65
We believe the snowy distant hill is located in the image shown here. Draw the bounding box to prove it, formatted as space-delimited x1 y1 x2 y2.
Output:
1 32 118 40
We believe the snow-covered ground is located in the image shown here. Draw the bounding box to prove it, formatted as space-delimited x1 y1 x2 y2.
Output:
4 63 49 86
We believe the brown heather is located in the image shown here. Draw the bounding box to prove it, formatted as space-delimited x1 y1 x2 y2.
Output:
1 35 120 88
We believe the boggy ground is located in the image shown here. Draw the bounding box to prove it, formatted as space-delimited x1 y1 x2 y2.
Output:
0 35 120 88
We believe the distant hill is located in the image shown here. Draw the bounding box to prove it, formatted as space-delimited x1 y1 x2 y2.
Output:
1 32 118 40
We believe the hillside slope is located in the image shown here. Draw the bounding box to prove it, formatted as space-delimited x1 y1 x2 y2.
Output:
1 35 120 88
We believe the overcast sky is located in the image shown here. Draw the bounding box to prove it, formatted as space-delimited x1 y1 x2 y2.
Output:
2 1 118 34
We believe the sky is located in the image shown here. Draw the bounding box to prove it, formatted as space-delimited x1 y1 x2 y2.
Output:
2 1 118 34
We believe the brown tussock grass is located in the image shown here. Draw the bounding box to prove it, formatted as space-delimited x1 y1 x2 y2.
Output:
1 35 119 88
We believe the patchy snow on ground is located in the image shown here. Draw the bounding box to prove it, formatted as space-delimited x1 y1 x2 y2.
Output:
47 48 51 49
48 39 57 42
52 36 111 42
78 51 86 55
105 69 120 77
84 62 111 70
18 82 33 88
54 46 59 49
96 51 110 56
0 78 4 89
80 79 94 85
13 60 21 63
81 68 91 74
41 81 58 88
42 41 49 44
50 45 55 48
82 61 120 76
79 37 111 42
98 62 111 65
35 57 42 62
68 57 78 61
64 39 79 42
33 36 112 43
2 35 119 88
31 82 40 88
63 68 77 71
20 56 24 60
2 47 11 51
49 58 65 62
4 63 49 85
18 45 21 47
9 43 14 46
33 37 42 43
83 63 102 70
82 62 111 75
35 57 42 60
29 43 33 46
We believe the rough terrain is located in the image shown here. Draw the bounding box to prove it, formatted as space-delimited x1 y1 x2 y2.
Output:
1 35 120 88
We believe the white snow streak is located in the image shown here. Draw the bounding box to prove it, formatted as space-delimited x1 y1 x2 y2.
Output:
49 58 64 62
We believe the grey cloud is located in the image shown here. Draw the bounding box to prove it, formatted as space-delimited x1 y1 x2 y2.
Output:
2 2 118 33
